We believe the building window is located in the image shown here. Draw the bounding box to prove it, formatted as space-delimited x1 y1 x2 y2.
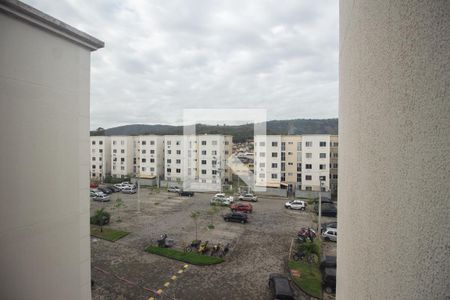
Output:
150 141 155 145
92 141 96 145
202 160 207 165
121 158 125 162
259 173 265 178
202 150 207 155
176 159 181 164
176 141 180 145
201 170 207 174
212 140 217 146
305 175 312 180
142 158 146 163
306 164 312 169
320 164 326 170
320 153 327 158
201 141 207 145
333 174 338 179
99 157 102 161
260 152 265 157
281 162 285 171
141 167 146 171
272 152 278 158
99 149 103 153
168 150 171 154
225 141 229 145
142 149 146 154
176 169 181 173
121 149 125 154
281 152 285 161
259 141 265 146
305 186 312 191
167 159 171 163
167 141 171 145
142 141 147 145
212 170 217 175
150 159 155 163
288 152 293 155
260 163 265 168
113 141 117 145
288 162 293 166
99 141 103 145
120 166 125 170
167 168 172 173
297 142 302 151
150 149 155 154
306 153 312 158
281 142 285 151
272 163 278 168
176 150 181 155
319 176 327 181
113 149 117 153
92 165 96 169
297 163 302 172
332 142 338 147
305 141 312 147
92 157 96 161
297 174 302 182
320 141 327 147
271 174 277 179
211 150 217 155
150 167 155 172
225 150 229 155
272 142 278 147
332 153 338 158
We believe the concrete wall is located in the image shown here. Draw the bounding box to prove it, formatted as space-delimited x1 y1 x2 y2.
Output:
338 1 450 299
0 3 102 299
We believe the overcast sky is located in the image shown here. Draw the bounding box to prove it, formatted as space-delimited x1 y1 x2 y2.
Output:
25 0 338 129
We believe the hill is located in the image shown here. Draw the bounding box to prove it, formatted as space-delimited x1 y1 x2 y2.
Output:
91 118 338 143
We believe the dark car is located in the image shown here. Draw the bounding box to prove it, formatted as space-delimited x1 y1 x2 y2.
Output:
320 256 337 271
268 273 295 300
322 268 336 294
97 187 112 195
223 212 248 223
315 203 337 217
178 190 194 197
321 221 337 233
108 185 121 193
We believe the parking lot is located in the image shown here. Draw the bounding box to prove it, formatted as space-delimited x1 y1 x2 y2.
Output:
91 188 336 300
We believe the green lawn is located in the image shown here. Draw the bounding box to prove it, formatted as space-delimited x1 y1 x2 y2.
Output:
288 260 322 299
90 225 129 242
145 246 224 266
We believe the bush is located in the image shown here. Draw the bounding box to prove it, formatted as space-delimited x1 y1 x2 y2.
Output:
90 208 111 226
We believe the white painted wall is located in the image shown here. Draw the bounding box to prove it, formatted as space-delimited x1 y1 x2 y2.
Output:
111 136 134 177
301 135 331 191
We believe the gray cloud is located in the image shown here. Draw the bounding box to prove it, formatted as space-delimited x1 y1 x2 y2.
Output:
25 0 338 129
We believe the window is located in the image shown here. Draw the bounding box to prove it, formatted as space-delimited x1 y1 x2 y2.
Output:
305 186 312 191
120 140 124 145
167 159 171 163
332 153 338 158
306 164 312 169
99 141 103 145
141 158 146 163
99 157 102 161
297 163 302 172
260 163 265 168
176 150 181 155
272 163 278 168
272 152 278 158
305 141 312 147
211 150 217 155
272 142 278 147
121 149 125 154
288 162 293 166
212 170 217 175
288 173 293 176
167 168 172 173
320 141 327 147
320 164 326 170
201 141 207 145
120 158 125 162
332 142 338 147
225 141 229 145
259 141 265 146
113 149 117 153
202 150 207 155
167 141 171 145
297 142 302 151
176 159 181 164
133 158 136 164
150 167 155 172
260 152 265 157
319 176 327 181
167 150 172 154
120 166 125 170
150 159 155 163
212 160 217 166
305 175 312 180
92 157 96 161
92 165 96 169
332 174 338 179
201 170 207 174
142 149 146 154
320 153 327 158
212 140 217 146
281 162 285 171
271 174 277 179
297 174 302 182
281 152 285 161
113 141 117 145
259 173 265 178
176 169 181 173
225 150 229 155
202 160 207 165
99 149 103 153
113 166 116 170
281 142 286 151
142 141 147 145
150 149 155 154
288 152 293 155
141 167 146 171
150 141 155 145
306 153 312 158
91 141 95 145
113 157 117 162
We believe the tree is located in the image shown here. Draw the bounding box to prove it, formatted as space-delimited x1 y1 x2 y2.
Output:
90 208 110 232
190 211 201 241
207 206 220 228
114 197 125 222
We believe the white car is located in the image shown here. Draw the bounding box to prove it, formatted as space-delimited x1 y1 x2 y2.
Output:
168 186 181 193
285 200 306 210
322 228 337 242
238 193 258 202
213 193 234 203
122 186 137 194
92 192 110 202
113 183 131 190
210 198 231 206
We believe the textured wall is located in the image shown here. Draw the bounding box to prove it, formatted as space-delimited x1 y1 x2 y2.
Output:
338 1 450 299
0 13 91 300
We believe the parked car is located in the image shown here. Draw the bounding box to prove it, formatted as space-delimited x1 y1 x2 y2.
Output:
213 193 234 203
322 268 336 294
107 185 121 193
90 182 98 188
238 193 258 202
268 273 295 300
97 187 112 195
320 256 337 271
322 228 337 242
285 199 307 209
179 190 194 197
168 186 181 193
90 190 97 198
314 203 337 217
285 200 306 210
321 222 337 233
93 192 110 202
230 202 253 213
122 186 137 194
210 197 231 206
223 212 248 223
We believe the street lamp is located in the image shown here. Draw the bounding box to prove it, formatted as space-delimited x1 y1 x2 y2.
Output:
318 179 324 234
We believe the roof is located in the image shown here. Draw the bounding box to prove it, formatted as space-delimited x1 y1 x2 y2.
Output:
0 0 104 51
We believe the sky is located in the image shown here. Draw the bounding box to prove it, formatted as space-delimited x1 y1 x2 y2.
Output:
25 0 339 129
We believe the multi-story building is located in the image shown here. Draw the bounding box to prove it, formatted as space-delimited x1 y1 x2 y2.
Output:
254 134 338 192
110 136 134 178
164 135 233 189
90 136 111 181
135 135 164 178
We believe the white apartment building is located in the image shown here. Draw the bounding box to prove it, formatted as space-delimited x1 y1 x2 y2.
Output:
164 135 233 189
110 136 134 178
90 136 111 181
254 134 338 192
135 135 164 178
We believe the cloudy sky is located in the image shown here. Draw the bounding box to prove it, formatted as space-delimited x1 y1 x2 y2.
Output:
25 0 338 129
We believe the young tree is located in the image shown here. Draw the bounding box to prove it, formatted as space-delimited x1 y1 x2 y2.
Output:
114 197 125 222
207 206 220 228
190 211 201 241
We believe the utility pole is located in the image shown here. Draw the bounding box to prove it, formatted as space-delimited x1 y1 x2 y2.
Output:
318 180 322 235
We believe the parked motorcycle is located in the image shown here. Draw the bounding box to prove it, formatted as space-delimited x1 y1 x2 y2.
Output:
157 233 175 248
198 241 209 254
218 243 230 258
184 240 202 253
297 227 317 242
210 243 221 256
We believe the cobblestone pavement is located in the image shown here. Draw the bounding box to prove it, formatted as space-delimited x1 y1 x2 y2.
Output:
91 189 331 300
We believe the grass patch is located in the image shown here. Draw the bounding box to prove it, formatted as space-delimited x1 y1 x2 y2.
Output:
145 246 224 265
90 225 129 242
288 260 322 299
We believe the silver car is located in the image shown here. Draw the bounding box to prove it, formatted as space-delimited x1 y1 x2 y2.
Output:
93 192 110 202
122 186 137 194
238 193 258 202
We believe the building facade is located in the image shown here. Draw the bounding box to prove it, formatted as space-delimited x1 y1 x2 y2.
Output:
135 135 164 178
90 136 111 181
254 135 338 192
0 1 103 299
110 136 134 178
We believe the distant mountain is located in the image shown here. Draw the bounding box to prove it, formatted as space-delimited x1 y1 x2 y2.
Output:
91 118 338 143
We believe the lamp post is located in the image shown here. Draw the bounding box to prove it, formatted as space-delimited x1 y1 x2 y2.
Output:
318 179 324 234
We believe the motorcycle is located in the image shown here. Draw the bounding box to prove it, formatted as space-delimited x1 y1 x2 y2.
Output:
157 233 175 248
198 241 209 254
184 240 202 253
297 227 317 242
210 243 221 256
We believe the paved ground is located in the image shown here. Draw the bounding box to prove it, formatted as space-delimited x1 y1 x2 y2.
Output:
91 188 336 300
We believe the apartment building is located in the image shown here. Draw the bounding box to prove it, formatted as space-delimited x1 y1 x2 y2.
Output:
164 135 233 189
90 136 111 181
254 134 338 192
135 135 164 178
110 136 134 178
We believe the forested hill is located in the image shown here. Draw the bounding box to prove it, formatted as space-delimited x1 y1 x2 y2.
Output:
91 118 338 143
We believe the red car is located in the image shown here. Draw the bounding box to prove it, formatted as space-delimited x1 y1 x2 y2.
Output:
230 202 253 213
90 182 98 188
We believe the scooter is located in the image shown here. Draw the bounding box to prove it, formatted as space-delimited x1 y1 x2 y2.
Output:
157 233 175 248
